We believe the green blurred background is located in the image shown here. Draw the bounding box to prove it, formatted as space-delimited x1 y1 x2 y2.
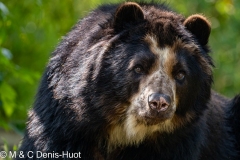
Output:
0 0 239 146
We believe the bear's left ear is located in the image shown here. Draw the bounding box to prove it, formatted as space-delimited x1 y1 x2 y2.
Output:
183 14 211 45
114 2 144 31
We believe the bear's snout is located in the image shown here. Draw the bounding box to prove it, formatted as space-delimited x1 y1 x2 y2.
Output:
148 93 171 112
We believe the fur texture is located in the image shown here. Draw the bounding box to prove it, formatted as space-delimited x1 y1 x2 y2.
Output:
18 2 240 160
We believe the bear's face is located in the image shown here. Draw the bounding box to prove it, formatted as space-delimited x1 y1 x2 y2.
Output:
48 2 213 150
102 2 213 149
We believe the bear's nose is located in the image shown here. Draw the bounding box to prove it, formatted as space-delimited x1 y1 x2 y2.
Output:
148 93 171 112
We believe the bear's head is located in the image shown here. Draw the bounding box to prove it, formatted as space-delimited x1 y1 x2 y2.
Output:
103 2 213 149
49 2 213 151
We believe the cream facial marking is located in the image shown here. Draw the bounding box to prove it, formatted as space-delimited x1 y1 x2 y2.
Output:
144 35 176 110
144 35 170 62
107 36 183 150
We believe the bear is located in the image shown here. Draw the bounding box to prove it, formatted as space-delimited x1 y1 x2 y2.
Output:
17 1 240 160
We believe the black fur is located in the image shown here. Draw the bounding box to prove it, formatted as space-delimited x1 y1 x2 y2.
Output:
228 95 240 154
18 2 239 160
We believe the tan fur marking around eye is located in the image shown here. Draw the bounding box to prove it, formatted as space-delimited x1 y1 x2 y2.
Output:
165 48 177 78
144 34 159 55
143 35 161 74
144 34 176 75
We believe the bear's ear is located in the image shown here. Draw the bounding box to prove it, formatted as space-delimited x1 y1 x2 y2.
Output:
114 2 144 31
183 14 211 45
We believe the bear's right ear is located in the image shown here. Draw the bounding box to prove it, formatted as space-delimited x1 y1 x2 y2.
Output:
114 2 144 31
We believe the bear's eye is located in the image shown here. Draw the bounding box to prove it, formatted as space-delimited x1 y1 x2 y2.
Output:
134 65 144 74
175 71 185 81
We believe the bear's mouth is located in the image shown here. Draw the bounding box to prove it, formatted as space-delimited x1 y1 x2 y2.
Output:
136 106 175 125
107 104 177 149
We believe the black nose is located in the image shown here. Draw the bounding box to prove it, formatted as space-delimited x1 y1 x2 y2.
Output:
148 93 171 112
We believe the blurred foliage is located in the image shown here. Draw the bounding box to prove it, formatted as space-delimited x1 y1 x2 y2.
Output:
0 139 18 160
0 0 239 133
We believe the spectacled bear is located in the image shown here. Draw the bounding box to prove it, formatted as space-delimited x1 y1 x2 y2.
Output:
18 1 240 160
